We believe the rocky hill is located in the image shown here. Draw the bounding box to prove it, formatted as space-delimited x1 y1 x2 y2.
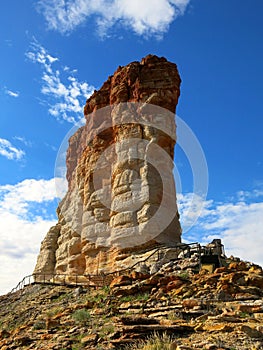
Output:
1 255 263 349
2 56 262 349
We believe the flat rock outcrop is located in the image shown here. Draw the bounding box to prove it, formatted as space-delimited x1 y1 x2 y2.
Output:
34 54 182 277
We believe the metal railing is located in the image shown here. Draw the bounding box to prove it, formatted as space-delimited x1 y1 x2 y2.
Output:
8 241 225 295
8 244 172 294
9 274 35 294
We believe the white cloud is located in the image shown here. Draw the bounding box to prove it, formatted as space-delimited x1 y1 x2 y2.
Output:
0 177 66 295
0 213 55 295
6 89 20 98
13 136 33 147
0 138 25 160
237 189 263 201
0 178 64 215
36 0 191 37
179 190 263 267
177 192 213 232
26 40 94 123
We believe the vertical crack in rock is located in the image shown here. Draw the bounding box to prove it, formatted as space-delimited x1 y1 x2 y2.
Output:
34 54 182 276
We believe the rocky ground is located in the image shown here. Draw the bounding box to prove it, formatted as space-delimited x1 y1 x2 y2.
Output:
1 256 263 349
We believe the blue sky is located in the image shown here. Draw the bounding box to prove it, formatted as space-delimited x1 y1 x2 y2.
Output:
0 0 263 294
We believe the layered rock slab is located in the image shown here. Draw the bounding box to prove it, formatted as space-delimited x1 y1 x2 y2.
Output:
34 55 182 276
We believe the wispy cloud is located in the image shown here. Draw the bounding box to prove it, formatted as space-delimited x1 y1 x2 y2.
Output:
5 39 13 47
5 89 20 98
36 0 191 38
26 40 94 123
237 189 263 201
13 136 33 147
179 189 263 267
44 142 57 152
0 138 25 160
0 177 66 294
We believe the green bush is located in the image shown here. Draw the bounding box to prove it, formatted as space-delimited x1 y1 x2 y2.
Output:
126 332 176 350
33 320 46 330
72 309 91 326
178 272 189 280
120 292 149 303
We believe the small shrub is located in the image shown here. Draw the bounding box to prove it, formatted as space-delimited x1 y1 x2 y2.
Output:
33 320 46 330
72 309 91 326
102 285 110 294
72 345 85 350
125 332 176 350
99 324 115 338
136 292 149 301
178 272 189 280
46 306 64 317
54 292 69 301
168 311 180 321
120 293 149 303
120 295 134 303
89 289 109 306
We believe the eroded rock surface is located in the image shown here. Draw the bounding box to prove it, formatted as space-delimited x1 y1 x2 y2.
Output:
34 54 182 276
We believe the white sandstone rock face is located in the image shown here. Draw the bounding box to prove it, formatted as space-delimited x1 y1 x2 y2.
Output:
34 55 182 276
